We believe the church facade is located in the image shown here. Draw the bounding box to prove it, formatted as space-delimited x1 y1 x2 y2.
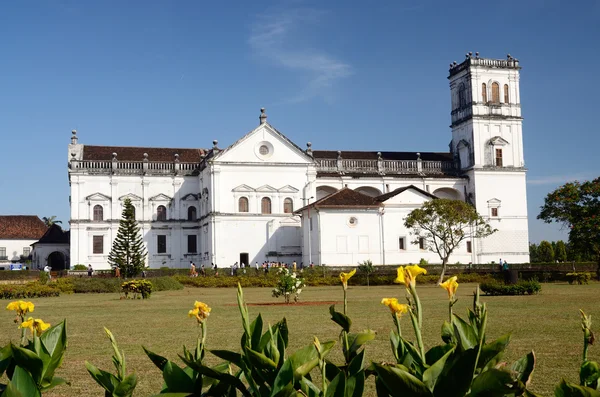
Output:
67 54 529 269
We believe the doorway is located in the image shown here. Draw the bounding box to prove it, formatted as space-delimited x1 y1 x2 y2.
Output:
239 252 249 267
47 252 66 270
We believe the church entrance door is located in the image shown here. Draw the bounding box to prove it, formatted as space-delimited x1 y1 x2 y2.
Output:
240 253 249 267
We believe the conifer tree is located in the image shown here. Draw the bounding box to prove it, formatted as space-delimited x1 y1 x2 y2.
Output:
108 198 147 278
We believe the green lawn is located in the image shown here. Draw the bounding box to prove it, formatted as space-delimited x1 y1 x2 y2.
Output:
1 283 595 396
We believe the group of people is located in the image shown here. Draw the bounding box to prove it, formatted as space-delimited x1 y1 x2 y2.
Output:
188 260 315 277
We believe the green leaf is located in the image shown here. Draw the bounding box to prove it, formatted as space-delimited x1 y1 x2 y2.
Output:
0 344 12 379
330 305 351 332
470 368 523 397
85 361 119 393
237 284 251 340
249 314 263 351
347 372 365 397
373 363 432 397
10 344 44 385
555 379 600 397
348 350 365 376
245 348 278 371
375 376 391 397
422 346 454 392
162 361 194 393
348 330 376 355
452 314 478 352
433 347 478 397
289 343 321 379
441 321 454 344
300 377 321 397
478 334 511 370
39 320 68 383
425 344 454 366
39 376 69 393
397 336 424 371
210 350 242 367
5 366 40 397
512 351 536 386
114 373 138 397
271 358 294 396
325 372 346 397
142 346 169 371
581 361 600 388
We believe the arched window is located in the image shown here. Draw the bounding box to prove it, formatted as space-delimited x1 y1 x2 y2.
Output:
283 198 293 214
481 83 487 103
504 84 509 103
491 82 500 103
458 83 466 108
93 205 103 221
187 206 197 221
261 197 271 214
238 197 249 213
156 205 167 221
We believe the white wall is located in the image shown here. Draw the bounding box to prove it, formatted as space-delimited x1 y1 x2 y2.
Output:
0 239 36 263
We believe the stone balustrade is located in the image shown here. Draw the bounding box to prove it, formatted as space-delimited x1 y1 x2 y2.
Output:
316 158 457 175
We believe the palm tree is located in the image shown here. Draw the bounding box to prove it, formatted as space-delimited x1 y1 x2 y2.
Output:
42 216 62 227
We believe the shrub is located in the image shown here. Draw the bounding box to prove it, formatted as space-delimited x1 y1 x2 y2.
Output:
52 278 75 293
480 279 542 296
38 270 49 285
71 278 122 293
566 272 592 285
150 276 184 291
0 282 61 299
272 268 305 303
73 264 88 271
121 279 153 299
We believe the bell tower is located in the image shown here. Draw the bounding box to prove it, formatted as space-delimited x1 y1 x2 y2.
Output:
448 52 529 263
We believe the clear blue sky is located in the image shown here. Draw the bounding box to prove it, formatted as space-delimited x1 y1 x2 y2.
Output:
1 0 598 243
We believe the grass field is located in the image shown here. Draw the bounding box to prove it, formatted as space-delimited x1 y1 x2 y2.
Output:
1 283 595 396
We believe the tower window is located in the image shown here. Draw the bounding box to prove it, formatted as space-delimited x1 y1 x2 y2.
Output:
93 236 103 254
467 241 472 253
458 83 466 108
157 235 167 253
491 82 500 103
418 238 425 250
187 235 197 253
187 206 197 221
399 237 406 250
491 207 499 217
283 198 293 214
504 84 509 103
238 197 249 213
261 197 271 214
495 148 503 167
481 83 487 103
93 205 103 221
156 205 167 221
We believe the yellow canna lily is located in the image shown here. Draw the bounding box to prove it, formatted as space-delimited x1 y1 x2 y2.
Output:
394 265 427 288
20 317 50 336
189 301 211 323
439 276 459 300
339 269 356 289
7 300 34 315
381 298 409 316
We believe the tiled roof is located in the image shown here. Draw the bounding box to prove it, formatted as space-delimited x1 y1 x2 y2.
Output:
83 145 207 163
295 188 381 213
313 150 453 162
375 185 438 202
0 216 47 240
33 224 70 245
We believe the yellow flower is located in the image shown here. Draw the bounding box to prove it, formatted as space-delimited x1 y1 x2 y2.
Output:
6 300 34 316
439 276 459 300
339 269 356 289
381 298 409 316
394 265 427 288
189 301 211 323
20 317 50 336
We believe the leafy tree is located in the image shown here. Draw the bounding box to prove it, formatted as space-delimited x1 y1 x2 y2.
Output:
42 216 62 227
357 259 374 286
537 240 555 263
538 177 600 277
529 243 539 263
108 198 147 278
555 240 568 262
404 198 495 283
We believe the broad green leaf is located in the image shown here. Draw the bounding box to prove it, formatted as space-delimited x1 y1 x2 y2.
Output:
330 305 351 332
375 376 391 397
349 330 376 355
346 372 365 397
373 363 432 397
581 361 600 388
300 377 321 397
398 336 424 371
452 314 478 352
423 346 454 392
325 372 346 397
10 344 43 385
40 321 68 383
289 343 321 379
237 284 251 339
425 344 454 366
246 348 278 371
142 346 169 371
0 344 12 379
512 351 536 386
470 368 521 396
441 321 454 344
6 365 40 397
210 350 242 367
162 361 194 392
325 360 342 381
250 314 263 351
348 350 365 376
271 358 294 396
555 379 600 397
114 373 138 397
479 333 511 371
39 376 69 393
433 347 478 397
85 361 119 392
185 361 251 397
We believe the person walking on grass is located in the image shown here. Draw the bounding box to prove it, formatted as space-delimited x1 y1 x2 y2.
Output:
200 263 206 277
87 264 93 277
115 266 121 278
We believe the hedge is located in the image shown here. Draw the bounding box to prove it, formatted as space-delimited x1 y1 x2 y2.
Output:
480 280 542 296
0 282 60 299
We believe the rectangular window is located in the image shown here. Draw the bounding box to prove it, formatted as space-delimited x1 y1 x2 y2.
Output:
157 235 167 254
399 237 405 250
23 247 31 257
93 236 103 254
495 148 503 167
467 241 472 253
0 247 6 259
419 238 425 250
187 235 197 253
491 207 499 217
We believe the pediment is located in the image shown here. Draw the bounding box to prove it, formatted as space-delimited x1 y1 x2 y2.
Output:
256 184 277 193
181 193 199 201
149 193 172 201
488 136 509 146
278 185 299 193
232 184 255 193
85 193 111 201
280 216 301 225
487 198 502 205
119 193 142 201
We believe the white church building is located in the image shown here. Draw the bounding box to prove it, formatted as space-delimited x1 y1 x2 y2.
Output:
67 54 529 269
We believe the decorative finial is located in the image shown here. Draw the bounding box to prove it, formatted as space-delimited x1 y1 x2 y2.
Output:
112 152 117 161
143 153 148 161
453 61 457 65
212 140 218 149
337 150 342 160
70 129 78 144
306 142 313 156
475 52 480 58
377 151 382 160
259 108 267 124
416 152 421 160
507 53 512 59
174 153 180 163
